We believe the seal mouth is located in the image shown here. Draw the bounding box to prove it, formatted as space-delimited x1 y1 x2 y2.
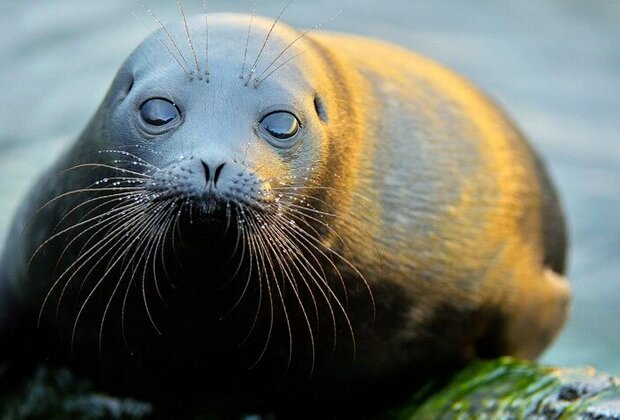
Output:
199 185 272 210
190 190 273 226
194 194 230 220
197 196 223 216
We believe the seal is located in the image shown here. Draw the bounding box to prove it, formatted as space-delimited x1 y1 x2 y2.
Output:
0 10 570 415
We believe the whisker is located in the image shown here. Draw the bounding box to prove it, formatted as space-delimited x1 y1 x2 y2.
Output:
287 213 375 320
132 10 192 77
172 201 188 260
227 209 256 316
259 212 328 370
203 0 210 80
245 0 294 86
32 185 144 223
71 202 168 351
140 204 178 335
254 48 310 87
41 204 145 328
240 6 256 79
96 149 162 171
177 0 201 76
282 208 349 304
254 9 342 83
222 227 249 296
254 211 318 376
272 183 376 205
283 199 358 261
53 195 147 283
21 169 150 242
53 202 158 327
244 213 283 370
239 211 270 349
144 6 194 78
62 163 153 178
51 190 143 238
265 212 364 357
263 213 340 360
29 193 150 269
278 194 385 271
97 204 175 358
151 205 177 308
223 201 232 238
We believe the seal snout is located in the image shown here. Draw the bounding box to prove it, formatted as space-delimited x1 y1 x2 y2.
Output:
149 157 273 217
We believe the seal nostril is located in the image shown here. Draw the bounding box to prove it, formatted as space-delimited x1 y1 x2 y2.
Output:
201 160 211 185
213 163 226 188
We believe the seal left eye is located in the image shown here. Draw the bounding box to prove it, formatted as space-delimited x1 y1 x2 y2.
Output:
260 111 300 140
139 98 180 127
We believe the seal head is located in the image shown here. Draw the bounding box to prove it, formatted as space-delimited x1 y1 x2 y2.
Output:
2 14 368 408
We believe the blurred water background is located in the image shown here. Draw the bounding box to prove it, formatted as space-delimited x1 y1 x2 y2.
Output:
0 0 618 374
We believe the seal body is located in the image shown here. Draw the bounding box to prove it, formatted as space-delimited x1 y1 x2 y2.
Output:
0 13 569 413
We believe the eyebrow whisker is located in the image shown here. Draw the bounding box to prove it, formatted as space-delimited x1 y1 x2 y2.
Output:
144 6 194 79
240 5 257 79
254 9 343 84
244 0 294 87
132 10 193 77
204 0 211 81
177 0 202 77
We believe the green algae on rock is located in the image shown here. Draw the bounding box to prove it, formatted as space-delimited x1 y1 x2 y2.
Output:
390 357 620 419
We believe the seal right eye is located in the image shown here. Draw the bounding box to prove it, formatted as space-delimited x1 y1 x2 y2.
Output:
139 98 180 127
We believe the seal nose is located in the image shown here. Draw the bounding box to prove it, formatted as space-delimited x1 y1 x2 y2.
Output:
200 160 226 189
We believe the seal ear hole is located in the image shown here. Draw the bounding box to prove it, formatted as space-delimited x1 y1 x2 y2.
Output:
126 78 134 96
115 73 134 102
314 95 328 122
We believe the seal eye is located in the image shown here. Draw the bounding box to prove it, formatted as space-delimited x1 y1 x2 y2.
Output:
139 98 180 127
260 111 300 140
